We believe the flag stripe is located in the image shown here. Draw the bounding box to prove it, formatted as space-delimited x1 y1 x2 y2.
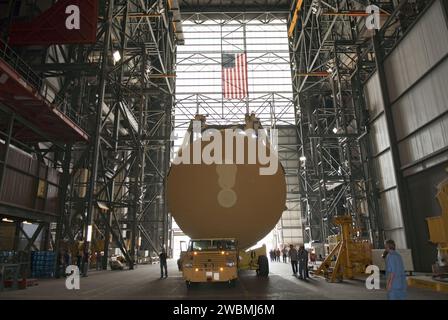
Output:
237 54 241 99
236 61 240 99
230 67 233 99
240 54 243 99
226 68 229 99
240 55 245 99
228 67 230 99
241 54 245 98
225 68 229 99
229 67 232 99
244 54 248 97
233 65 236 99
229 67 233 99
242 54 245 98
222 63 225 98
233 64 237 99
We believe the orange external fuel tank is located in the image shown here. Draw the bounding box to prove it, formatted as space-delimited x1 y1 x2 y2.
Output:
166 125 287 249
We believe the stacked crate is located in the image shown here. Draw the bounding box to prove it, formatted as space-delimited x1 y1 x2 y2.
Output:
31 251 55 278
0 251 15 263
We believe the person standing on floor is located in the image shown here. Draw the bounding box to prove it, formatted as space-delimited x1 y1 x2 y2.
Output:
63 249 71 275
96 251 102 271
288 244 298 276
75 248 82 270
298 244 308 280
282 247 287 263
159 247 168 278
276 248 281 262
385 239 407 300
57 249 64 277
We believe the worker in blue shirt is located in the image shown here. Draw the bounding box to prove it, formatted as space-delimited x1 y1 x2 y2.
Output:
385 239 407 300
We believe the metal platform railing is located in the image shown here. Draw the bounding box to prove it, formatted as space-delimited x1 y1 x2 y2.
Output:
0 39 87 131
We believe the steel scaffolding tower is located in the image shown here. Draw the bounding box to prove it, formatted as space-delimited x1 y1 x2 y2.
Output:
0 0 179 275
288 0 433 247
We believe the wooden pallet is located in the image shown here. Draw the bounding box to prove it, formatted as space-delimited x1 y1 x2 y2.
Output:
3 278 39 289
26 278 39 287
408 276 448 293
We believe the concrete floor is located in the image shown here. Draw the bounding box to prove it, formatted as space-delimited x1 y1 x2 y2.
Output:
1 260 447 300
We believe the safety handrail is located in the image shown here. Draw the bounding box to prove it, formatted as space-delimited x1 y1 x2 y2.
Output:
0 39 86 131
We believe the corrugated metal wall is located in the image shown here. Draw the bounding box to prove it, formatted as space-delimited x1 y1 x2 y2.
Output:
277 126 303 246
0 143 60 218
365 72 407 248
388 0 448 173
364 0 448 270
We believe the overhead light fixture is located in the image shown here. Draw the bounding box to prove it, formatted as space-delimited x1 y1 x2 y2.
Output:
2 218 14 223
326 58 335 74
87 225 93 242
113 50 121 63
299 155 307 162
23 221 32 225
333 127 338 134
311 0 322 15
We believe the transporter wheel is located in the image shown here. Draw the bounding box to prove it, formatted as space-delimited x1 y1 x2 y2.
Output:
257 255 269 277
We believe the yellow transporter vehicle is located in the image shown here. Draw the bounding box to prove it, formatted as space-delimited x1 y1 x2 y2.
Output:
178 238 269 287
182 238 238 287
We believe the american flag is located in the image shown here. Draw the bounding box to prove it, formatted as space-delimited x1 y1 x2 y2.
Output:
222 52 248 99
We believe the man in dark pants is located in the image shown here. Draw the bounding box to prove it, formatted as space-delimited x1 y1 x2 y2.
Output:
282 247 287 263
63 249 70 276
269 250 275 262
298 244 308 280
288 244 298 276
159 248 168 278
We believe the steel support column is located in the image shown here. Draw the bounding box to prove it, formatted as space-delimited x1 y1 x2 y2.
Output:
83 0 115 276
